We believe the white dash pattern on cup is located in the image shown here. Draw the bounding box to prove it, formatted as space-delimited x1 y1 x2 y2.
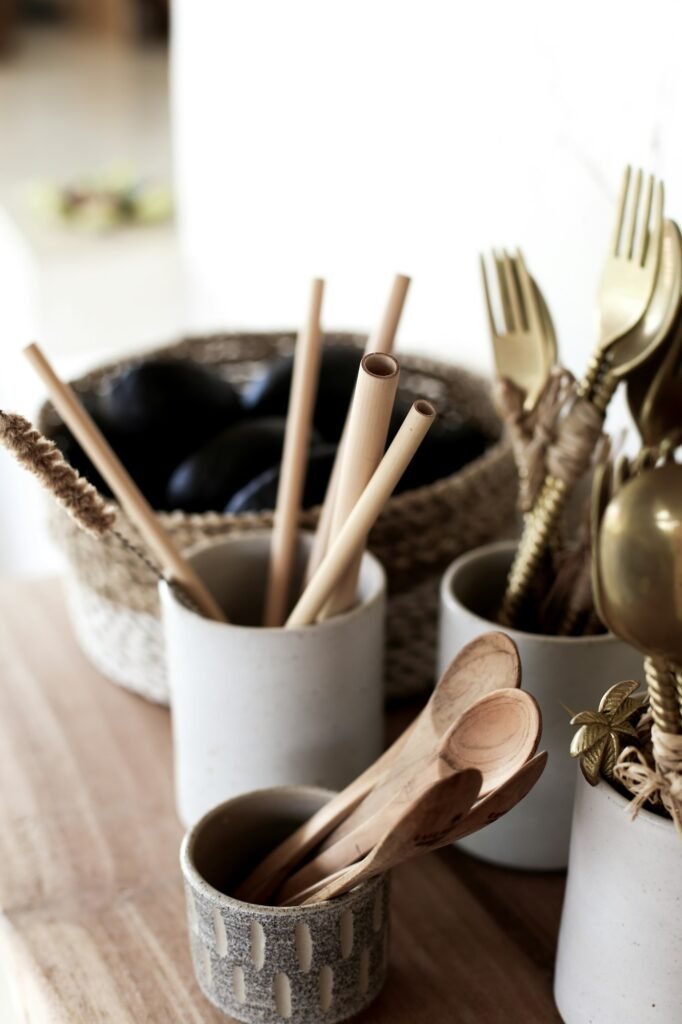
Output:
250 920 266 970
319 965 334 1012
232 964 246 1004
273 972 292 1019
340 910 354 959
212 906 228 957
372 889 383 932
359 948 370 995
295 922 313 973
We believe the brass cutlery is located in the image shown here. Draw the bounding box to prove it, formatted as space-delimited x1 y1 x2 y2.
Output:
500 169 669 628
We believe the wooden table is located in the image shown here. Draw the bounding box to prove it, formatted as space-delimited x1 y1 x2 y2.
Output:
0 580 565 1022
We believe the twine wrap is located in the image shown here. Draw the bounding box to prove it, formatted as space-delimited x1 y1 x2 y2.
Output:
0 410 115 537
615 726 682 835
494 369 608 633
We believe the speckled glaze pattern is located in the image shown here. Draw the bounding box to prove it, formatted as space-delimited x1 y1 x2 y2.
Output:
180 787 390 1024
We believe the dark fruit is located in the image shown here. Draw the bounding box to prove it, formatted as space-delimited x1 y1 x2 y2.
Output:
388 398 489 492
225 444 337 514
243 344 362 442
167 418 323 513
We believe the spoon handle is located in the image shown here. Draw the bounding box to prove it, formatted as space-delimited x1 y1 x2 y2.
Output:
276 757 454 904
233 720 416 903
644 656 680 734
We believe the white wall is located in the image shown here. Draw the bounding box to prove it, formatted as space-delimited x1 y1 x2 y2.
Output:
172 0 682 436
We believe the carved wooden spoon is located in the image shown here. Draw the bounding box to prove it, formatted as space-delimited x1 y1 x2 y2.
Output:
277 688 540 902
235 631 520 903
285 751 548 907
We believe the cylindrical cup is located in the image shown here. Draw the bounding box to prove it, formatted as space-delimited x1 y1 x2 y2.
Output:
180 786 390 1024
438 540 642 870
160 531 386 827
554 776 682 1023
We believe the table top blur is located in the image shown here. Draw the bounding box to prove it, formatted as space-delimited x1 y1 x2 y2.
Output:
0 579 564 1023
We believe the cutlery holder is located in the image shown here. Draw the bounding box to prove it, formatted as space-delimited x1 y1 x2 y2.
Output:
180 786 390 1024
40 331 516 704
554 775 682 1023
438 540 642 869
160 531 386 827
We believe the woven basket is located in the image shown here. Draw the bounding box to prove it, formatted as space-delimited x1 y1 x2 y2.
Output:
39 332 517 702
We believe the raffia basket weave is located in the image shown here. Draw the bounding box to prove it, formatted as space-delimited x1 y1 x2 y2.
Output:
39 332 517 702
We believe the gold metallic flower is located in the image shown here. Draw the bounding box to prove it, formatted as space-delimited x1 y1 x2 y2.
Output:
570 680 647 786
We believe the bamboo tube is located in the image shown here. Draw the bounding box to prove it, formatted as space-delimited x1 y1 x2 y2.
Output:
305 273 411 581
286 400 435 628
23 342 227 623
263 278 325 627
366 273 411 353
318 352 399 619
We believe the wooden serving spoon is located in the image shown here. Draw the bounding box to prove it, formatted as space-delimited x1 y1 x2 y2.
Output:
234 631 520 903
285 751 547 907
277 688 540 902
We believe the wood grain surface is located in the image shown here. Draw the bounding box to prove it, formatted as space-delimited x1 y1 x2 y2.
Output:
0 579 564 1022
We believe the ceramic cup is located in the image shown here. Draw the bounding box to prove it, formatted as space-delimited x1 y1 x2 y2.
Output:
438 540 642 870
554 775 682 1023
180 786 390 1024
160 531 386 827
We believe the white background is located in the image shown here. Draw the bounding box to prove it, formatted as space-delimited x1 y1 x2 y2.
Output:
173 0 682 402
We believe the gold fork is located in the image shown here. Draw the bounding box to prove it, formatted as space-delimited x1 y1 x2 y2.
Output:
481 248 557 411
500 167 665 627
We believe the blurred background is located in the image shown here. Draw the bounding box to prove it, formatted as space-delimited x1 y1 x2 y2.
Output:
0 0 680 575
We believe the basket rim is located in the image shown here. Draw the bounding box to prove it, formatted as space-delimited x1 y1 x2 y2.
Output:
37 329 507 521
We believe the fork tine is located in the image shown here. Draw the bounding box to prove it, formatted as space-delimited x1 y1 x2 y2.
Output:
643 181 664 267
514 248 541 334
622 167 643 258
502 250 523 330
634 174 654 266
479 254 498 337
493 250 513 330
610 165 631 255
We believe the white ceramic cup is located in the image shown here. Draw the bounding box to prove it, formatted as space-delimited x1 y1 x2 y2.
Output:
161 531 386 827
438 540 642 870
554 775 682 1023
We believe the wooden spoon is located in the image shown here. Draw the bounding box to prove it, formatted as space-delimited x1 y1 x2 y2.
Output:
277 688 540 902
234 631 520 903
285 752 548 907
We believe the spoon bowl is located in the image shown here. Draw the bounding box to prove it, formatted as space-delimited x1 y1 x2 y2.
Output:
292 752 548 907
278 688 541 901
597 461 682 660
442 687 541 795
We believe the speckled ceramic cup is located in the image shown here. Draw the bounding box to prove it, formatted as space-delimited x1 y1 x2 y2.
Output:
439 540 642 870
180 786 390 1024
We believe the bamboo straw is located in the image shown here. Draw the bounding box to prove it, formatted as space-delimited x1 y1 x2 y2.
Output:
305 273 411 581
318 352 399 619
23 342 227 623
263 278 325 627
286 400 435 628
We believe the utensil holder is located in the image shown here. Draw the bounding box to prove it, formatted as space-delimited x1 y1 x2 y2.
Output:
160 531 386 827
438 541 642 869
554 775 682 1023
180 786 390 1024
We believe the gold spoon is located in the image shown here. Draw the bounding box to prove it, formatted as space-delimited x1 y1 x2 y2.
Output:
278 688 541 901
595 457 682 730
235 631 520 903
285 752 548 907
